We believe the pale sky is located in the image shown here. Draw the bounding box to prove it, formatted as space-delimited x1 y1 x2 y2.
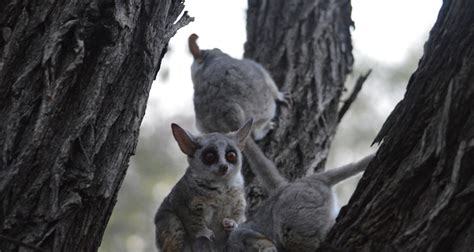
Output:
353 0 442 63
143 0 442 132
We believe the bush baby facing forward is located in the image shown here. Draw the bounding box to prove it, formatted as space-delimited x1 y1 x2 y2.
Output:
154 120 253 252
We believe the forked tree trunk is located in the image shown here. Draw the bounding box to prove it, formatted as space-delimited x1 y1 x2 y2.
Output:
0 1 190 250
243 0 354 213
325 0 474 250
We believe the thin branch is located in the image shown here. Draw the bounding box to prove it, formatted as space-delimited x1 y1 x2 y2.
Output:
164 11 194 39
0 234 47 252
338 69 372 122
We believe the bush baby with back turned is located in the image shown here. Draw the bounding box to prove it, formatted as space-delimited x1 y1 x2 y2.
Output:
189 33 289 140
228 141 374 251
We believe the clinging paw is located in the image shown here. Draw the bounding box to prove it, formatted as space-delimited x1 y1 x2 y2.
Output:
276 91 292 107
222 218 238 232
268 121 276 130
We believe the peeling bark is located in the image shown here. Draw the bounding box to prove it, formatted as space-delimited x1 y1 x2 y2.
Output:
0 0 191 250
243 0 354 214
325 0 474 251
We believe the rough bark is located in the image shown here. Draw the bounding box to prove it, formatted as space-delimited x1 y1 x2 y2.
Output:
325 0 474 251
243 0 354 212
0 1 191 251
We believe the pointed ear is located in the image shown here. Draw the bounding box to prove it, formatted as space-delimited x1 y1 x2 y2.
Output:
171 123 199 156
234 118 253 150
188 33 202 63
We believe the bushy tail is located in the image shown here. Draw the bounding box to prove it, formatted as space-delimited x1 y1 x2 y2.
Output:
313 153 375 186
243 138 287 191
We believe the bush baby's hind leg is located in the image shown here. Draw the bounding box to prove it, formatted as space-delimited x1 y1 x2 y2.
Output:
155 211 186 252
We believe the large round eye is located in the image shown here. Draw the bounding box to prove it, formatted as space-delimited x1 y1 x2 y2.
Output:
226 151 237 163
203 151 217 165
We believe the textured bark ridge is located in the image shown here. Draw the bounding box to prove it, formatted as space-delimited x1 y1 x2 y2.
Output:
325 0 474 251
0 1 191 250
243 0 353 212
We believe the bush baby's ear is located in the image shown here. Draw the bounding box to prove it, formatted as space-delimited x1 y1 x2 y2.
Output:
234 118 253 150
188 34 202 63
171 123 199 156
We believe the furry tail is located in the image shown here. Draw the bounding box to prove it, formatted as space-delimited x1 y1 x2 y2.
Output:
314 153 375 186
188 33 202 62
243 138 287 191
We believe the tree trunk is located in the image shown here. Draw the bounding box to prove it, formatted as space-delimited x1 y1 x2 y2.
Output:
0 1 191 251
325 0 474 251
243 0 354 212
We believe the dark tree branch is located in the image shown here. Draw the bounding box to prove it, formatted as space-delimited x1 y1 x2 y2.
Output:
165 11 194 40
0 235 46 252
338 69 372 122
244 0 354 213
0 0 189 250
325 0 474 250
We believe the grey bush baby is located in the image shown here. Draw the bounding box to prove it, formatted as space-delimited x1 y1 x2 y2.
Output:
227 140 375 251
189 33 288 140
154 120 253 252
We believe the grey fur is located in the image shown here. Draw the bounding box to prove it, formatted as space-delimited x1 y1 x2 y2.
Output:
189 34 288 140
229 142 375 251
154 122 252 251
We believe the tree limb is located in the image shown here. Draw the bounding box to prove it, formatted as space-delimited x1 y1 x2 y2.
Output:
0 235 46 252
338 69 372 122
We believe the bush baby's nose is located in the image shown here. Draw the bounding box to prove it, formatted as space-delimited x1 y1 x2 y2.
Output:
218 164 229 175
